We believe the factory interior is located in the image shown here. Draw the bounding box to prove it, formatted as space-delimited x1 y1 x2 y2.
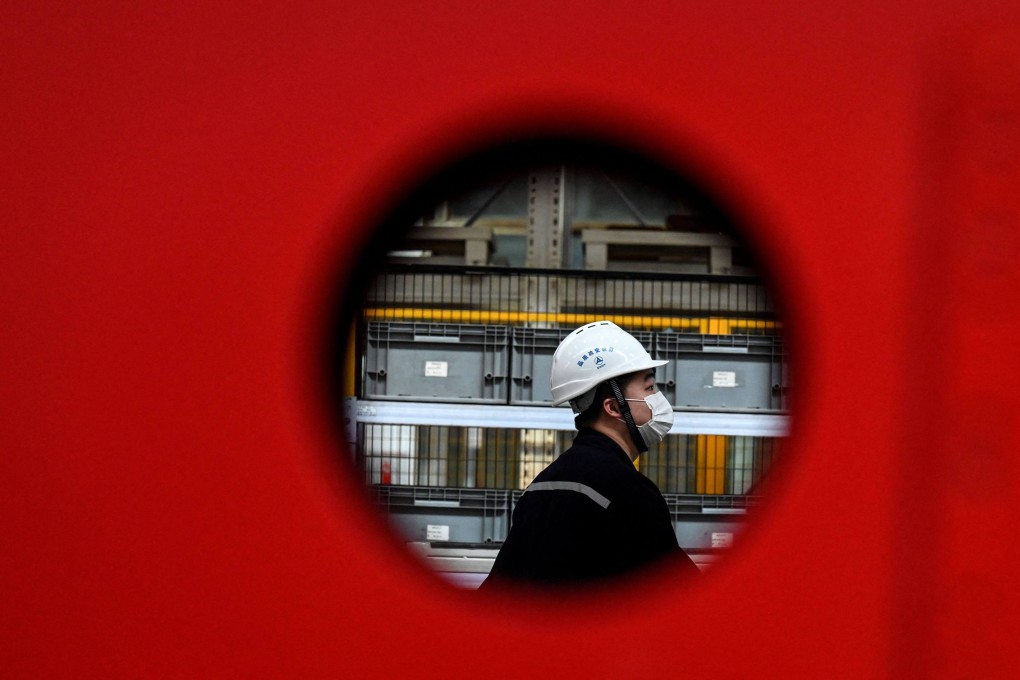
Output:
338 147 790 588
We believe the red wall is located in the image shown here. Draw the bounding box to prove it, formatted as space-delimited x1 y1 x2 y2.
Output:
3 2 1019 676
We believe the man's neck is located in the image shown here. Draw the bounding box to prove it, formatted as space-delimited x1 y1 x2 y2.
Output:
590 420 639 462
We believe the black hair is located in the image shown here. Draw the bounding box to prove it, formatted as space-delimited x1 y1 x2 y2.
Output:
574 377 623 430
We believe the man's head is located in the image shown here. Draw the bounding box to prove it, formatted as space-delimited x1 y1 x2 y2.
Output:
550 321 674 458
573 367 675 460
573 364 655 421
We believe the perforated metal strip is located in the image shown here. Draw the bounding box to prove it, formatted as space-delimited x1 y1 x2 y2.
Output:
524 481 611 509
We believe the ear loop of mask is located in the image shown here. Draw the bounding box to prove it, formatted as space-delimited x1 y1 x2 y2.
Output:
608 378 648 455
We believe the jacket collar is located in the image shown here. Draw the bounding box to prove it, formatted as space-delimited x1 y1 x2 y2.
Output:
574 428 634 465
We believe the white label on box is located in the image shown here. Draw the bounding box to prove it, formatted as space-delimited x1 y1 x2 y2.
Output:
712 371 737 387
424 361 448 377
426 524 450 541
711 532 734 548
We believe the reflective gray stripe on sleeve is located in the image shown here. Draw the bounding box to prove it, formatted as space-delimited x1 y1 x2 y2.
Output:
524 481 611 509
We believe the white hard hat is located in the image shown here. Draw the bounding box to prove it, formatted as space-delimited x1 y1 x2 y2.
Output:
550 321 667 412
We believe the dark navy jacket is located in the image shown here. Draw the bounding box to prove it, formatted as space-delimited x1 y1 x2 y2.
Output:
481 429 699 587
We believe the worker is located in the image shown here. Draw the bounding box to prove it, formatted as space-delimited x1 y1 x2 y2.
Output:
480 320 699 589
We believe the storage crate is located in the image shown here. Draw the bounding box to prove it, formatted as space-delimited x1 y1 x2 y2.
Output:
664 493 751 551
510 327 572 405
374 486 512 545
364 322 509 403
655 333 787 411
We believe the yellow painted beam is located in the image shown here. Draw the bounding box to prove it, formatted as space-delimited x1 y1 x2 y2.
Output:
708 317 726 334
363 307 780 332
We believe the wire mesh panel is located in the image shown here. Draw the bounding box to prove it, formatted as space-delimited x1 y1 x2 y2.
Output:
359 423 780 497
363 264 781 330
358 424 575 490
641 434 781 497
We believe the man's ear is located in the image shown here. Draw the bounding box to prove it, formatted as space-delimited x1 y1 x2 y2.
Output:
602 396 621 418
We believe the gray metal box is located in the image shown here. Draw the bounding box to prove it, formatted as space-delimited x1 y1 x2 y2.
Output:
375 486 511 544
656 333 786 411
364 322 509 403
510 327 572 405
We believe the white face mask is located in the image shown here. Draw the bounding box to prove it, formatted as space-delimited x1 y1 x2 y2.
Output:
622 391 675 448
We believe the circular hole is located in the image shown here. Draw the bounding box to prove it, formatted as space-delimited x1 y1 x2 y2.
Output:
326 134 792 595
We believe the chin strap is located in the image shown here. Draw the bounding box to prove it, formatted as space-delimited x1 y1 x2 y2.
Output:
608 378 648 455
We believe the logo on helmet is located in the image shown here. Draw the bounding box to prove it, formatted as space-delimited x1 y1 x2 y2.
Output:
576 346 613 368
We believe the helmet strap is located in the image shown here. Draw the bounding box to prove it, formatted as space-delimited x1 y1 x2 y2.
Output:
608 378 648 455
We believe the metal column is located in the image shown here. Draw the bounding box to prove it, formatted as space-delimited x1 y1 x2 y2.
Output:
525 166 570 326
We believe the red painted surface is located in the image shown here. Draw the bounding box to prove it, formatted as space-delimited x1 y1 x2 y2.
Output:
2 2 1019 677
